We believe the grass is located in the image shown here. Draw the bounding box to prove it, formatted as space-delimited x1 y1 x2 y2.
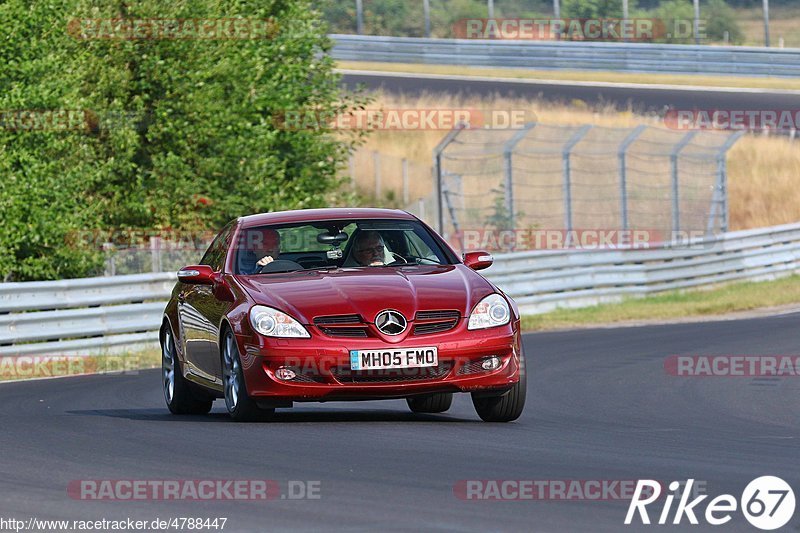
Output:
521 274 800 332
338 60 800 91
349 91 800 231
0 348 161 382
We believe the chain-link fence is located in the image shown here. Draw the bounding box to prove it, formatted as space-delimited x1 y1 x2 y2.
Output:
348 149 439 223
434 123 743 250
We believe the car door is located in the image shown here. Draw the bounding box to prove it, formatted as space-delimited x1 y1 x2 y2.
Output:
179 224 233 386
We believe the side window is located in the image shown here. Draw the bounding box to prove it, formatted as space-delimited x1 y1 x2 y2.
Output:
199 224 233 271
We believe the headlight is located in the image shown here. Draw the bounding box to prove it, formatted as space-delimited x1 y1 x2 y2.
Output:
249 305 310 338
467 294 511 330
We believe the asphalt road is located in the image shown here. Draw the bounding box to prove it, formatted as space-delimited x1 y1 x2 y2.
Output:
341 70 800 113
2 313 799 532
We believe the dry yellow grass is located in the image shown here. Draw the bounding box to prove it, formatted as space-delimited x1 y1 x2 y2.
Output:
738 7 800 48
348 92 800 231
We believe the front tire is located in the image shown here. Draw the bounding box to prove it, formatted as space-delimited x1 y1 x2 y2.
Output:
162 327 213 415
471 352 526 422
407 392 453 413
222 330 274 422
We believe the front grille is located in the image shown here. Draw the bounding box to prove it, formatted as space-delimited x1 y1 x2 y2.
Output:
288 372 327 384
314 314 362 325
413 310 460 335
314 314 369 338
319 327 369 338
416 310 460 321
457 359 488 375
331 362 453 384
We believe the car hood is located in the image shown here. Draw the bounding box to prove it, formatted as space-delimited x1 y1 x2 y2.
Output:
237 265 496 325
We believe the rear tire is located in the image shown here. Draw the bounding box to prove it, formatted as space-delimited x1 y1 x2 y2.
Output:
407 392 453 414
162 326 213 415
472 352 526 422
222 330 274 422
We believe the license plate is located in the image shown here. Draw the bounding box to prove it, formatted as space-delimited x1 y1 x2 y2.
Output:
350 347 438 371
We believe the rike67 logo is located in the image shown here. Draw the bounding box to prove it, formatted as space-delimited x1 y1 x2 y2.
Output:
625 477 795 530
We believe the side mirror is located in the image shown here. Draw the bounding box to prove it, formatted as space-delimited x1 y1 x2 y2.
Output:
463 251 493 271
177 265 215 285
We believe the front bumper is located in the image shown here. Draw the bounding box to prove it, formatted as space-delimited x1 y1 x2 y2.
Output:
237 323 522 401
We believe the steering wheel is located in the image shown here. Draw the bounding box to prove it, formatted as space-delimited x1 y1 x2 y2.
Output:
385 252 409 266
409 254 439 265
255 259 304 274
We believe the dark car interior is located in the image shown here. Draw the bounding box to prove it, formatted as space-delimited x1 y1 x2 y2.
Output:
237 220 450 275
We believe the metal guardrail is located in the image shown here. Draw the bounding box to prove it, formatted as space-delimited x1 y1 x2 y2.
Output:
2 222 800 356
485 222 800 314
331 35 800 77
0 273 175 356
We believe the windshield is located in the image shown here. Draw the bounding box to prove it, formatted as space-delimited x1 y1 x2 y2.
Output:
234 219 454 275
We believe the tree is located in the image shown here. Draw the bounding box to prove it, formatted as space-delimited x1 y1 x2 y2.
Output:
0 0 365 281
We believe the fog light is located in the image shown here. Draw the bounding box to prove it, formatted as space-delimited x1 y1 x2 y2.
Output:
482 356 501 371
275 367 297 381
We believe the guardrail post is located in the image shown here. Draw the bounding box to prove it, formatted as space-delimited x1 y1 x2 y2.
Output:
433 123 466 234
562 125 592 244
502 123 537 243
669 131 698 238
618 125 647 232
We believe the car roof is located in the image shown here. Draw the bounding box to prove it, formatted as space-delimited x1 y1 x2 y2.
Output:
238 208 417 228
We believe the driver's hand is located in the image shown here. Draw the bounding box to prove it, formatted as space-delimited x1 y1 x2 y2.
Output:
257 256 275 267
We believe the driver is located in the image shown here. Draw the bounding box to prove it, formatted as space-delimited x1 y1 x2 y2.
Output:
352 230 388 266
238 228 281 274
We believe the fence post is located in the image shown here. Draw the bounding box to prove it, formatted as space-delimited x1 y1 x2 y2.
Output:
709 131 744 234
433 123 466 234
502 123 537 243
150 236 162 273
423 0 431 37
618 125 647 232
562 125 592 243
402 158 409 205
103 243 115 277
349 154 356 191
669 132 698 237
373 151 381 199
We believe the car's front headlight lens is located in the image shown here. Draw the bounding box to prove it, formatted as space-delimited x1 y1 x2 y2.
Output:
249 305 310 338
467 294 511 330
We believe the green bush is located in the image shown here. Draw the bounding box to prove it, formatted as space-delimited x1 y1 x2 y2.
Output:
0 0 365 281
705 0 744 44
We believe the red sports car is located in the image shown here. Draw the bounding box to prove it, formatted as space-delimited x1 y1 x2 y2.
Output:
160 208 526 422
